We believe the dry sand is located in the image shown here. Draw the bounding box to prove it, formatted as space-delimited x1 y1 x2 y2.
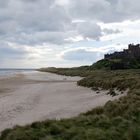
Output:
0 71 127 132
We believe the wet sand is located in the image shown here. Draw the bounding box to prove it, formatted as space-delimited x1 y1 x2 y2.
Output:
0 71 127 132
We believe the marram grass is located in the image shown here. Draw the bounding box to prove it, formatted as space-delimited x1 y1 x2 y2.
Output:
0 68 140 140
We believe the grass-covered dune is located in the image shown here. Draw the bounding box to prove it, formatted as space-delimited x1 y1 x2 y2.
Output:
91 58 140 70
0 68 140 140
40 67 140 90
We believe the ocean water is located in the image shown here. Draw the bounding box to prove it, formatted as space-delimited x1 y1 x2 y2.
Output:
0 69 35 78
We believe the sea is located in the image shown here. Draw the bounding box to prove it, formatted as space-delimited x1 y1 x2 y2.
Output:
0 69 35 78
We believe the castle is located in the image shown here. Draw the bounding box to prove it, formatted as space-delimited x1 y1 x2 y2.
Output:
105 44 140 59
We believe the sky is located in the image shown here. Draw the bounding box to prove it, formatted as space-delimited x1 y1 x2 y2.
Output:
0 0 140 68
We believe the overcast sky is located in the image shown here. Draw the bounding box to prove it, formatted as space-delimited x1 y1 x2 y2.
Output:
0 0 140 68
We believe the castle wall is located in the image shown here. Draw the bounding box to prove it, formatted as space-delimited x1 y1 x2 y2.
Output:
105 44 140 59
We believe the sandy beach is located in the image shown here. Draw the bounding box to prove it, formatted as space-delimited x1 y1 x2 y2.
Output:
0 71 127 132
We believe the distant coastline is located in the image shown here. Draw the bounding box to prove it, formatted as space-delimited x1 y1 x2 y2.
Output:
0 69 35 78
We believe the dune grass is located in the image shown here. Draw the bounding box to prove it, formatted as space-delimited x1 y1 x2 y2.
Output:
0 68 140 140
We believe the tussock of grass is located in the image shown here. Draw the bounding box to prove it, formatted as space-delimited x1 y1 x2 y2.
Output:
0 68 140 140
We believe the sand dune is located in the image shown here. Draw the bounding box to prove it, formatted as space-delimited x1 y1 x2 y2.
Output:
0 72 127 132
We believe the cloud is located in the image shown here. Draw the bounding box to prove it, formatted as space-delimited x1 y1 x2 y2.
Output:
0 0 140 68
0 42 28 59
69 0 140 22
62 49 104 62
76 22 102 40
6 31 71 45
103 29 121 35
60 43 129 63
0 0 71 45
0 0 139 46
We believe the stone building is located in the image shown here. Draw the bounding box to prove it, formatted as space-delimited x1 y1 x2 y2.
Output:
105 44 140 59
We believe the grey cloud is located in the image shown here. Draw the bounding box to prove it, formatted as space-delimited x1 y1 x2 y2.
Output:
21 0 41 2
76 22 102 40
0 42 28 59
17 5 70 32
0 0 139 46
71 21 121 41
0 0 10 7
6 31 71 45
63 49 103 62
69 0 110 21
0 20 17 35
69 0 140 22
103 29 121 35
0 0 71 45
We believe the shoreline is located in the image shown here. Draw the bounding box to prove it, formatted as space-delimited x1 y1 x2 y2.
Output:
0 71 127 132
